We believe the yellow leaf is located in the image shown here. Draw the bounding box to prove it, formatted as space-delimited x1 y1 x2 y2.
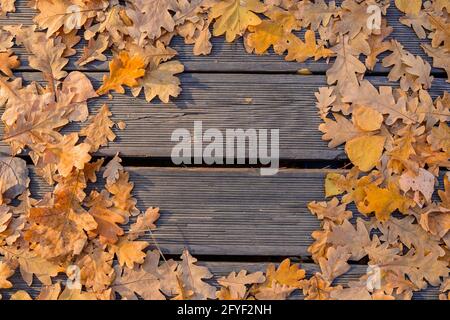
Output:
0 50 20 77
352 105 383 131
395 0 422 16
246 20 284 54
359 182 413 221
210 0 266 42
345 135 386 171
266 258 305 288
115 239 149 269
324 172 345 197
10 290 32 300
97 52 146 95
246 7 299 54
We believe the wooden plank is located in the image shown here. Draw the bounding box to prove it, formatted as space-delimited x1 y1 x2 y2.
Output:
26 167 446 257
0 1 444 74
1 73 448 160
1 262 440 299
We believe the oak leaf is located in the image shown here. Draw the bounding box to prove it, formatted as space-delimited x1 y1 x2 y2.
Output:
0 156 28 204
0 0 15 16
114 239 148 269
80 104 116 152
58 287 101 300
284 30 333 63
254 281 294 300
245 7 300 55
315 86 336 119
365 20 393 70
217 270 265 299
12 249 63 285
77 34 109 67
422 45 450 82
0 261 14 288
375 216 445 257
76 244 115 293
399 168 435 203
359 182 413 221
44 133 92 177
37 283 62 300
295 0 337 31
327 219 371 260
177 250 216 300
135 0 178 40
335 0 376 39
128 207 160 240
113 250 165 300
395 0 422 16
326 35 366 90
419 205 450 238
300 273 338 300
85 190 125 244
103 153 123 185
10 290 32 300
105 170 139 221
34 0 96 36
24 32 68 81
307 197 352 224
342 80 415 125
439 175 450 208
319 113 363 148
352 105 384 131
0 50 19 77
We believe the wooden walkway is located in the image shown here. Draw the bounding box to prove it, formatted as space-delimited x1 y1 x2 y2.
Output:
1 1 448 299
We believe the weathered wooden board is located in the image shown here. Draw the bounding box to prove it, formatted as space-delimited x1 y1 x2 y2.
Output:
27 167 446 257
2 262 439 300
0 1 444 74
1 73 448 160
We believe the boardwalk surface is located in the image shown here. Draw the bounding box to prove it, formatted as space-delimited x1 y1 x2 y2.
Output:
0 1 448 299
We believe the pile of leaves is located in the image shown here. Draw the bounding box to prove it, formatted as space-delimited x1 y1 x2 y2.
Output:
0 0 448 300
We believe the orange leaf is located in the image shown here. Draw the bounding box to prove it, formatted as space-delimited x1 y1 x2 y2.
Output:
97 52 145 95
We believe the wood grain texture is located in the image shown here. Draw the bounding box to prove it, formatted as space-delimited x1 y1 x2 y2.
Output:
2 262 440 300
1 73 448 160
27 166 446 257
28 167 329 257
0 1 445 74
